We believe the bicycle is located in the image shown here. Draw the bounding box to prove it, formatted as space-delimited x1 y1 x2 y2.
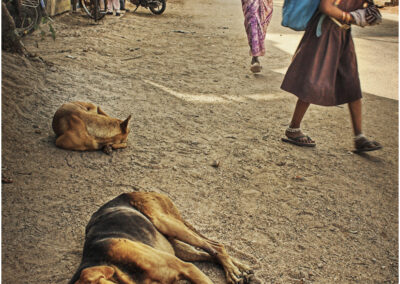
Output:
5 0 50 36
79 0 106 21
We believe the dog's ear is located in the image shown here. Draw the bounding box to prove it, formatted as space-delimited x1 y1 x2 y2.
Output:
75 266 115 284
120 115 132 133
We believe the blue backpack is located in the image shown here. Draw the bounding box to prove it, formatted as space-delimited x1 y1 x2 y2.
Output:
281 0 320 31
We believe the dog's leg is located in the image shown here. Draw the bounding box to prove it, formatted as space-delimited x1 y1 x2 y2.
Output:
106 238 214 284
111 143 128 149
56 132 86 151
171 239 215 262
128 192 258 284
75 266 116 284
55 115 100 151
56 131 100 151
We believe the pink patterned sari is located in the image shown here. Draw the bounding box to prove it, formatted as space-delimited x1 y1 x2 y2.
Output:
242 0 273 57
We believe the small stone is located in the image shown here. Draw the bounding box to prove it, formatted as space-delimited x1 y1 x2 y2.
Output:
2 177 13 184
381 266 386 269
298 244 305 250
211 160 220 168
317 263 323 269
372 258 377 263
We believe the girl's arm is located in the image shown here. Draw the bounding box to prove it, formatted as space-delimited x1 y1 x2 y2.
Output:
319 0 355 23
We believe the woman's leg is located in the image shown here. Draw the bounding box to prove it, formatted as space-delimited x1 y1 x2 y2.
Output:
106 0 113 12
113 0 120 14
242 0 273 72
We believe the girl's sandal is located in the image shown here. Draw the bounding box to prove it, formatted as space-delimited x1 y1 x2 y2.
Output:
281 127 316 147
353 135 382 153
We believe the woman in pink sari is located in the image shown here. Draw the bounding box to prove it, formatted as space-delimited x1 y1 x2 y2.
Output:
242 0 273 73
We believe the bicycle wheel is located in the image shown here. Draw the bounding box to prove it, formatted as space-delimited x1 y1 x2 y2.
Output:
80 0 105 20
14 5 39 35
149 0 165 15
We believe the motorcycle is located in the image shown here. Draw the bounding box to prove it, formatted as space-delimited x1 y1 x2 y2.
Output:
130 0 166 15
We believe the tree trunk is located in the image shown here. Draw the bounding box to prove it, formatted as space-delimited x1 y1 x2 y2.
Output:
2 1 25 54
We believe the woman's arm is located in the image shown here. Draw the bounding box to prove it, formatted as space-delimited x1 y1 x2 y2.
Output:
319 0 354 23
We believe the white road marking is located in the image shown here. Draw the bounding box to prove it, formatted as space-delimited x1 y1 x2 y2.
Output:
144 80 286 103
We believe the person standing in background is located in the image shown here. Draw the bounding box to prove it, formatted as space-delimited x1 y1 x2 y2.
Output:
241 0 273 73
120 0 129 12
107 0 120 16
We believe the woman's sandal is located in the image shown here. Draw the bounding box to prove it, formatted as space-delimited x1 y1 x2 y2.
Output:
250 57 262 73
281 127 316 147
353 135 382 153
250 62 262 73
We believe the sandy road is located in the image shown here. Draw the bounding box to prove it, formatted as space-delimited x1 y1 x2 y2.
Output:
1 0 398 283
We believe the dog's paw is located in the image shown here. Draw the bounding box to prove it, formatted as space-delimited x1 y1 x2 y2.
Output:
103 145 113 155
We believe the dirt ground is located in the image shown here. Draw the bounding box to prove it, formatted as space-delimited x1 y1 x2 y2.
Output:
2 0 398 283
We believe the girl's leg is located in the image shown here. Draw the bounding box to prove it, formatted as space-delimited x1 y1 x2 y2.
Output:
283 99 315 145
348 99 362 135
348 99 382 152
289 99 310 129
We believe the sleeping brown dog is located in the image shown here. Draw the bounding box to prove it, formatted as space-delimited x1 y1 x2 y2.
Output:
52 102 131 153
69 192 261 284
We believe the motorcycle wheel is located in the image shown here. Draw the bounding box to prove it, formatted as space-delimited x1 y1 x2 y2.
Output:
149 0 165 15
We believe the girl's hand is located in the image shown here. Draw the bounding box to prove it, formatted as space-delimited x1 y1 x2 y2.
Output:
365 4 382 25
350 9 369 26
350 5 382 27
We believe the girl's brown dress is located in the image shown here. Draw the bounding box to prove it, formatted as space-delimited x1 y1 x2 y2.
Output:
281 0 364 106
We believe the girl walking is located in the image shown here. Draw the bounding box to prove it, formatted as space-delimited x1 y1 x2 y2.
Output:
281 0 382 153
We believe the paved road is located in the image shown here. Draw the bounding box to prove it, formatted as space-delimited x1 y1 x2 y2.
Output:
269 0 398 100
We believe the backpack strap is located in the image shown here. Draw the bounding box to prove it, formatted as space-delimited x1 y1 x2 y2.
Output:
316 0 350 37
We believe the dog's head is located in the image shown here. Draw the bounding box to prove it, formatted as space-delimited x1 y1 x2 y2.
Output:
74 266 115 284
119 115 132 139
111 115 132 145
